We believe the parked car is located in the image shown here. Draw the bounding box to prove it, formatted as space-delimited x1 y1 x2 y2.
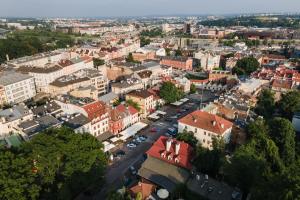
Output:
114 150 126 159
150 127 158 132
129 166 137 175
127 143 137 148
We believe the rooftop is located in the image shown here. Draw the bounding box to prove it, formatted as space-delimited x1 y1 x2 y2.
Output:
146 136 194 170
0 105 32 123
178 110 233 135
19 115 61 138
127 89 153 99
0 71 33 86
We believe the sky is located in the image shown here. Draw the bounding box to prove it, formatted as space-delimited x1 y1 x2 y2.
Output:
0 0 300 18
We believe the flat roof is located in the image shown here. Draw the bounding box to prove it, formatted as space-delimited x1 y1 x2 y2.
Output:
0 71 33 86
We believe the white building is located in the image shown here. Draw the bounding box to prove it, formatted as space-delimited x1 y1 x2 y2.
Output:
178 110 233 149
194 51 221 71
0 104 34 137
0 71 36 105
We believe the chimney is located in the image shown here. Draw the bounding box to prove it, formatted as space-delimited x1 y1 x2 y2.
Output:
212 121 216 126
221 123 224 129
166 139 172 152
175 143 180 155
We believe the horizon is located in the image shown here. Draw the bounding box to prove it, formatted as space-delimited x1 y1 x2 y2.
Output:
1 0 300 18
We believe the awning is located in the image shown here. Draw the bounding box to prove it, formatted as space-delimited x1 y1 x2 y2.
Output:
103 141 116 152
119 122 148 141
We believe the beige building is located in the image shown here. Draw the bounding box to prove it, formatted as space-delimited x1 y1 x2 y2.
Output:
126 90 155 118
47 68 107 96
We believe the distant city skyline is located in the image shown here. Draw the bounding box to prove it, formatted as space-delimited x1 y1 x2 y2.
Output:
0 0 300 18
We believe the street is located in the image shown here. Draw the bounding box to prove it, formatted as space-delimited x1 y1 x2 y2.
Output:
78 91 217 200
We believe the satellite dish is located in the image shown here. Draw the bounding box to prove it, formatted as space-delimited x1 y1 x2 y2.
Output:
157 189 169 199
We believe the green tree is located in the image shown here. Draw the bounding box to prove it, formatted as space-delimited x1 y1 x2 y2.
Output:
0 150 41 200
232 56 260 76
175 49 182 56
126 53 135 62
140 37 151 47
269 118 296 165
278 91 300 120
194 137 225 178
159 82 183 103
0 127 107 200
176 130 198 147
126 99 141 111
93 58 105 68
255 89 275 119
190 83 197 94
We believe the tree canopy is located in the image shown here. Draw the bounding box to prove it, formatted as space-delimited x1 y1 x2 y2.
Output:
277 91 300 120
232 56 260 76
159 81 183 103
224 118 299 199
176 130 198 147
255 89 275 119
0 127 107 200
0 30 75 64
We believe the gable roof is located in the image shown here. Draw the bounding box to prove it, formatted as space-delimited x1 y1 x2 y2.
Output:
178 110 233 135
83 101 107 120
146 136 193 170
116 104 138 115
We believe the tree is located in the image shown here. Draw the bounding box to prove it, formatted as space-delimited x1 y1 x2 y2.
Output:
176 130 198 147
255 89 275 119
278 91 300 120
190 83 197 94
232 56 260 76
0 127 107 200
126 53 134 63
93 58 105 68
165 48 171 56
193 137 225 178
224 145 266 194
175 49 182 56
269 118 296 165
0 150 41 200
140 37 151 47
159 82 183 103
126 99 141 112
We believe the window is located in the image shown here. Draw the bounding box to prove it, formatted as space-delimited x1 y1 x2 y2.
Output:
203 139 206 143
204 131 206 135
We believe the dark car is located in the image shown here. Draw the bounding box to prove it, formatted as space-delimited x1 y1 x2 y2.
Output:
114 150 126 158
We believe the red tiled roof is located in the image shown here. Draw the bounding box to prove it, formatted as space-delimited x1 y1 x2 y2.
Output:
83 101 107 120
272 79 293 89
178 110 233 135
129 181 156 200
146 136 193 170
190 79 209 84
116 104 138 115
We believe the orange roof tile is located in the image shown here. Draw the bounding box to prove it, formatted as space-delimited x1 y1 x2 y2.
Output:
178 110 233 135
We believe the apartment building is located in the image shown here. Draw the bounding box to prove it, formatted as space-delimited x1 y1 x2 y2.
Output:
17 56 94 92
111 77 144 96
0 71 36 105
47 68 107 96
55 95 109 137
126 90 155 118
160 56 193 71
178 110 233 149
194 51 221 71
0 104 34 136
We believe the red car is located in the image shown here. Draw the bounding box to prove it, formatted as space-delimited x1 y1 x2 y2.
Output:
150 127 158 132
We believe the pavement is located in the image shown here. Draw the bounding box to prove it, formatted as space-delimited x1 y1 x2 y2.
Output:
76 91 218 200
